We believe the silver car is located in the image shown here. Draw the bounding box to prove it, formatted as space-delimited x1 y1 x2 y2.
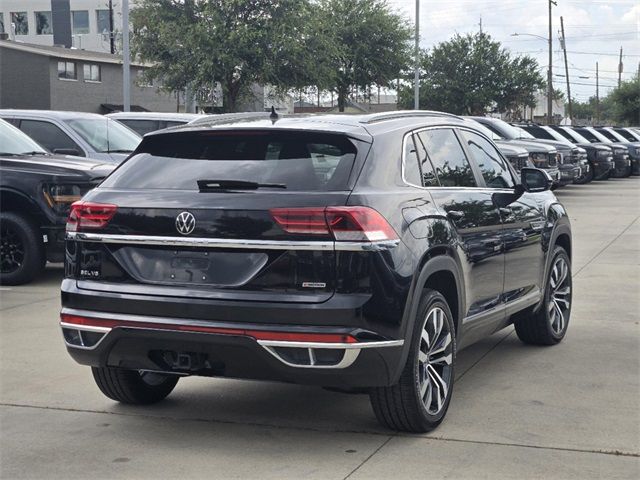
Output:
106 112 205 136
0 110 141 164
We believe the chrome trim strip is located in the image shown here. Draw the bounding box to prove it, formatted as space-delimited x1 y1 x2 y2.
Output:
66 232 399 252
60 322 111 334
60 322 111 350
258 340 403 369
462 290 541 325
260 346 361 369
60 308 404 369
257 339 404 349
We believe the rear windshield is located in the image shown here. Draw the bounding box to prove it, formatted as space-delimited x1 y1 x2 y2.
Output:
101 131 358 191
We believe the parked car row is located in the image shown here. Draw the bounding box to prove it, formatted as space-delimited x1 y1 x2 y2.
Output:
1 108 638 287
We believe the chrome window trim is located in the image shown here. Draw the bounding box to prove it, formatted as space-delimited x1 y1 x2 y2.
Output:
66 231 399 251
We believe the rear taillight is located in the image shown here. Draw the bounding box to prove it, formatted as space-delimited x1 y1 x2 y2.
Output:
66 201 117 232
270 206 398 242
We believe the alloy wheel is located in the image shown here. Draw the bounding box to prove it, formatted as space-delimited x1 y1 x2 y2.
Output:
418 306 453 415
0 224 25 274
548 257 571 335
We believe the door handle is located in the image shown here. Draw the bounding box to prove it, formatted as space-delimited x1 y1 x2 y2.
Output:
447 210 465 220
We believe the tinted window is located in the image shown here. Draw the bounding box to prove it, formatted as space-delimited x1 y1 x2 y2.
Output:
19 120 83 155
0 120 48 155
119 119 161 136
403 134 422 186
417 129 476 187
614 128 640 142
573 128 599 143
163 121 188 129
461 130 514 188
101 132 358 191
522 125 556 141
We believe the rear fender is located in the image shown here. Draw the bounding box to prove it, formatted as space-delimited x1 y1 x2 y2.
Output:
389 252 464 384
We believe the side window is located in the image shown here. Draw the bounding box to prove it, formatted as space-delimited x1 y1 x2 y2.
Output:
417 129 476 187
163 121 187 129
460 130 514 189
19 120 83 155
403 135 422 186
120 119 160 136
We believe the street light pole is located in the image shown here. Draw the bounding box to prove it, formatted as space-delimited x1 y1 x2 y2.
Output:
414 0 420 110
122 0 130 112
547 0 554 125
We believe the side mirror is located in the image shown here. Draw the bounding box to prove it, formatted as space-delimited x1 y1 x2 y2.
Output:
53 148 82 156
521 167 553 193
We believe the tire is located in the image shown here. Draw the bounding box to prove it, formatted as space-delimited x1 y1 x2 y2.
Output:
514 246 572 345
370 289 456 432
0 212 45 285
92 367 179 404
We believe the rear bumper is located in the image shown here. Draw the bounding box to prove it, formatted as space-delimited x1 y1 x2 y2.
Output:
60 307 405 388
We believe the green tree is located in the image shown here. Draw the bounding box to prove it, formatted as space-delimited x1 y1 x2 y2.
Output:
398 33 544 116
610 74 640 125
570 95 615 124
131 0 331 112
317 0 412 112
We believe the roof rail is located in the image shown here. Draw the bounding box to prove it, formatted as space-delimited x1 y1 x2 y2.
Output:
188 112 272 126
360 110 462 124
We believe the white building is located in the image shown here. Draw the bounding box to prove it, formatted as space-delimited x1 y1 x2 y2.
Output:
0 0 131 53
525 90 566 123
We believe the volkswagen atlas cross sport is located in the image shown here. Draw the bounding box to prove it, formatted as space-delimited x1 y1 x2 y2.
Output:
60 111 573 432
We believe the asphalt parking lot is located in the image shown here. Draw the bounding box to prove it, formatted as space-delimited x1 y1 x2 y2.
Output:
1 178 638 479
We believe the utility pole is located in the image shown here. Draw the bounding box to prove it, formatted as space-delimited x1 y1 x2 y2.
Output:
618 47 623 87
595 62 600 124
547 0 555 125
479 15 483 34
414 0 420 110
122 0 130 112
108 0 115 54
560 17 572 123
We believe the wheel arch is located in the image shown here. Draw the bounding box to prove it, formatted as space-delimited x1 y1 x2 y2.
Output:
390 250 465 384
0 188 47 222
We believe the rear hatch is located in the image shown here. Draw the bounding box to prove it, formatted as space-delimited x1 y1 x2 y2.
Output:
68 129 375 303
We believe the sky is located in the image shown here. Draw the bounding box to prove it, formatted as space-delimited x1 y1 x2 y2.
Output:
388 0 640 103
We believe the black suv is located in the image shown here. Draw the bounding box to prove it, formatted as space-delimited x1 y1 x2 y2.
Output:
0 119 112 285
60 111 573 432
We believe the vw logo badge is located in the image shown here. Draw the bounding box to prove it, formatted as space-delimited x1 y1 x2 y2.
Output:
176 211 196 235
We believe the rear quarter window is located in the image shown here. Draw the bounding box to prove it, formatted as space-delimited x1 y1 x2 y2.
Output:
101 131 358 191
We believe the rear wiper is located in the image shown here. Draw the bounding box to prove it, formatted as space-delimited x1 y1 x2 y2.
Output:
197 179 287 191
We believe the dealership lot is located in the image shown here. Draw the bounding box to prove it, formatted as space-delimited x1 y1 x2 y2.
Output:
1 178 638 479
